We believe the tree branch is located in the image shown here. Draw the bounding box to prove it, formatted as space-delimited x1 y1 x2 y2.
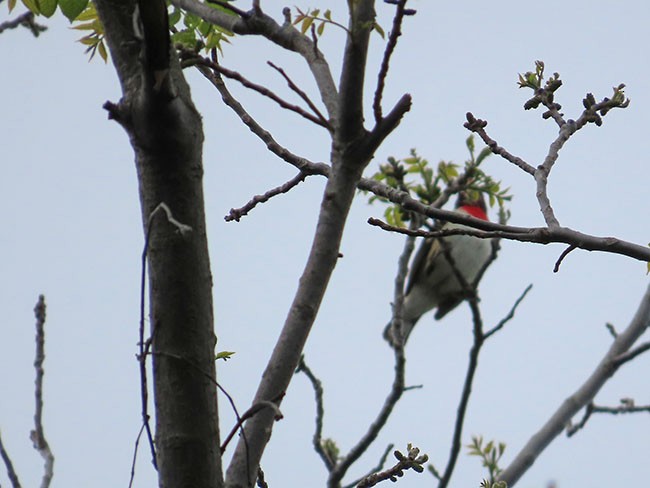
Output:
182 53 331 129
0 11 47 36
498 283 650 486
170 0 340 120
267 61 332 130
373 0 409 122
365 215 650 264
566 400 650 437
224 172 308 222
30 295 54 488
295 356 333 471
0 430 22 488
328 221 418 487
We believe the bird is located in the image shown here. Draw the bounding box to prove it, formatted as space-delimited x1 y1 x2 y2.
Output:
384 191 493 346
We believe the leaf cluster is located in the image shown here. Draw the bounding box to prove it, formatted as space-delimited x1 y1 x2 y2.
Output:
479 480 507 488
467 435 506 483
71 3 107 62
8 0 87 22
367 136 510 228
293 7 384 39
169 3 234 55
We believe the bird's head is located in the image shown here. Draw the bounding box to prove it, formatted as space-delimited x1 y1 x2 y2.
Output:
455 191 488 221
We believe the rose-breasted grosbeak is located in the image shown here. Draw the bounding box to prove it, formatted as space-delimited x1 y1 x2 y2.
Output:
384 192 493 346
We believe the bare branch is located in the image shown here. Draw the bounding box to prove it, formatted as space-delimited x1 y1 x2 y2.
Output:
295 356 333 470
128 424 147 488
567 399 650 437
330 320 408 487
464 114 536 175
498 283 650 486
373 0 409 122
0 430 22 488
437 280 484 487
484 284 533 339
613 340 650 367
356 446 428 488
30 295 54 488
195 63 331 176
342 444 394 488
328 218 420 486
170 0 340 119
181 53 331 129
364 213 650 264
267 61 332 130
220 402 283 455
0 11 47 37
553 245 577 273
225 172 308 222
183 54 317 124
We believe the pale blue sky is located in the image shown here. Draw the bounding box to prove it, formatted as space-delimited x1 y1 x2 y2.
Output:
1 1 649 487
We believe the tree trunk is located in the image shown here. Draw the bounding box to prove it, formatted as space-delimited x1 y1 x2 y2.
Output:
93 1 223 487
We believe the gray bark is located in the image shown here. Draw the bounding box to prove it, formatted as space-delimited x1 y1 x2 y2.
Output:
93 1 223 487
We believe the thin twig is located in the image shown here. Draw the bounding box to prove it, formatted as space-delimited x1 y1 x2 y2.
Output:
191 38 650 266
30 295 54 488
365 216 650 264
267 61 331 129
342 444 394 488
225 171 308 222
295 356 333 470
0 430 22 488
134 203 194 473
498 284 650 486
356 445 428 488
613 340 650 367
373 0 408 122
220 401 283 454
328 224 416 487
567 400 650 437
256 466 268 488
553 244 577 272
484 284 533 339
182 53 331 129
196 63 331 174
0 11 47 36
128 424 146 488
436 258 483 488
464 113 536 175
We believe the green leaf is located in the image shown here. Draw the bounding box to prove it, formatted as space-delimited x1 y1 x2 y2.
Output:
71 19 101 31
317 21 325 36
197 19 212 37
476 147 492 164
168 7 181 26
324 9 331 20
35 0 57 17
373 22 385 38
74 4 95 20
216 351 236 361
97 39 108 62
172 29 197 48
301 16 314 34
59 0 87 21
183 12 200 29
466 135 475 154
21 0 40 14
8 0 17 12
